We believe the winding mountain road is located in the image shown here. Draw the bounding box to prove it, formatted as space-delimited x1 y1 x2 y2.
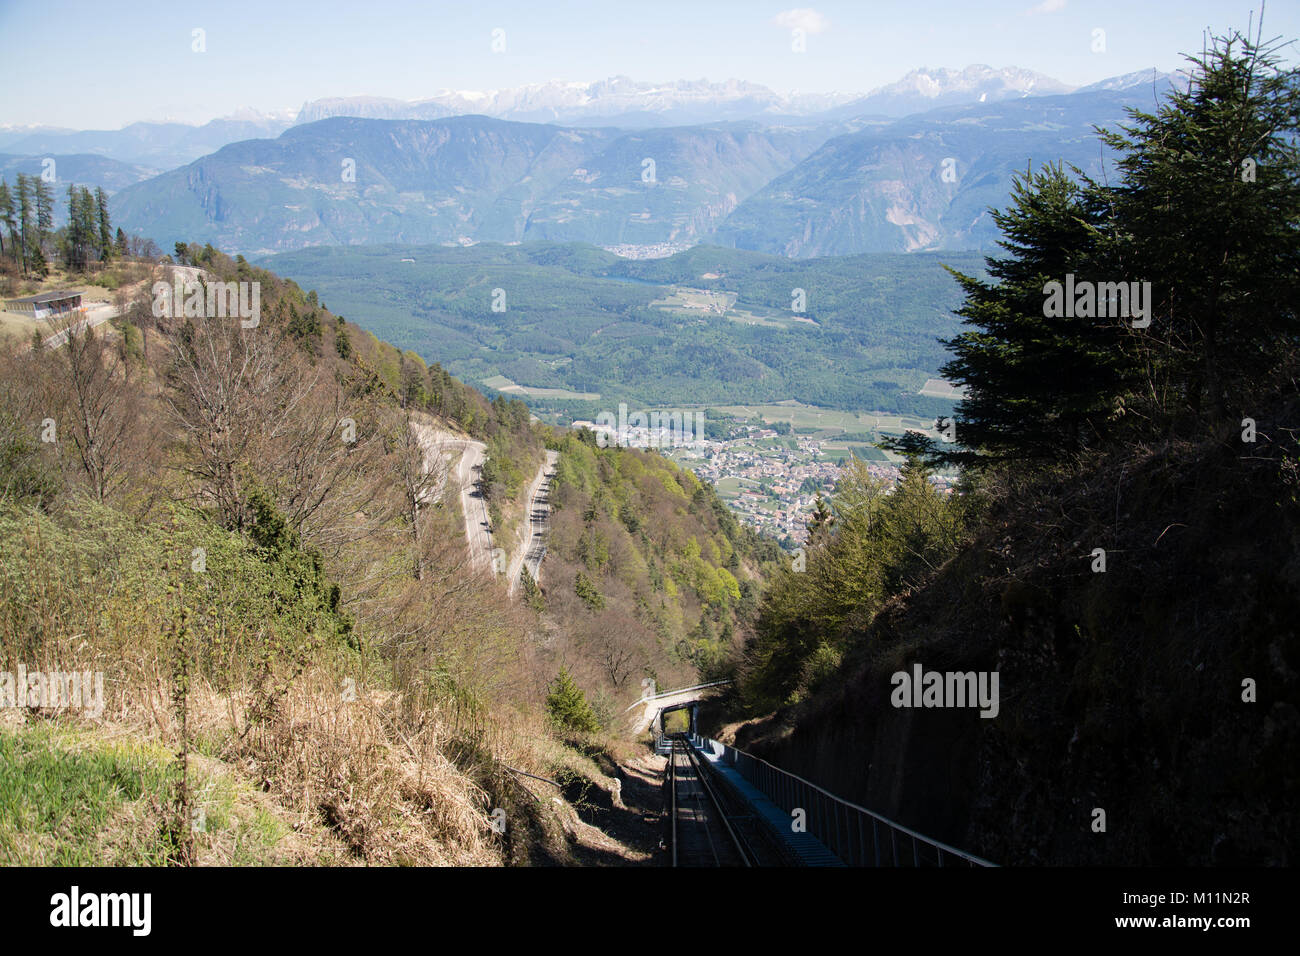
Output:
409 423 559 589
508 450 560 594
411 422 495 572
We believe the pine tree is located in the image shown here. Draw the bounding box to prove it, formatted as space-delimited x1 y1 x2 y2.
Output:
28 241 47 278
95 187 112 260
15 174 32 276
61 185 100 270
64 185 91 270
575 571 605 611
520 566 544 612
334 319 353 360
1097 30 1300 427
935 29 1300 466
545 668 601 734
807 491 834 539
937 163 1135 466
33 176 53 263
0 181 14 262
63 184 79 269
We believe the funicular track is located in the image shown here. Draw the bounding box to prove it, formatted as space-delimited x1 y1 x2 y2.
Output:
666 735 783 867
662 732 995 868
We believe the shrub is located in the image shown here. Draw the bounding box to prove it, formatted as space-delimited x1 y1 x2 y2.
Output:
544 668 601 734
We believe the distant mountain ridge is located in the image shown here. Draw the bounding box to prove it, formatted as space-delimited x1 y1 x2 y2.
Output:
0 153 153 193
6 66 1172 177
825 65 1076 118
294 67 1117 128
110 115 837 256
110 70 1178 258
709 82 1180 256
0 113 295 171
294 77 860 128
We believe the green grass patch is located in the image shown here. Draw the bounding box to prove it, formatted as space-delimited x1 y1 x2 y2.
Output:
0 723 320 866
0 723 178 865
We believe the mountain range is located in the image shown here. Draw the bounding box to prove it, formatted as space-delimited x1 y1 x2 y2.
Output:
106 71 1173 257
109 116 841 256
292 66 1083 128
710 83 1175 256
3 66 1171 170
2 66 1178 257
0 112 295 171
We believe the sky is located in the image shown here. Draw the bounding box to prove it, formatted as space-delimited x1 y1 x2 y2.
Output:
1 0 1296 129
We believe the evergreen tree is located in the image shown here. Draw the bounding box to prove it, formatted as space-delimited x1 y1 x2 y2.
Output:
1097 30 1300 427
545 668 601 734
33 176 53 259
575 571 605 611
95 187 112 260
63 184 80 269
15 174 32 275
936 29 1299 466
28 242 47 278
0 181 14 262
63 185 96 270
519 566 544 612
334 319 353 360
937 163 1134 466
807 491 834 539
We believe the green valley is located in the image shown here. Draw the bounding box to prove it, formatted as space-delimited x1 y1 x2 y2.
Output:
263 241 985 418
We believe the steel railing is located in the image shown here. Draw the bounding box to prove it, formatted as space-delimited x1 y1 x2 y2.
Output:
696 737 994 867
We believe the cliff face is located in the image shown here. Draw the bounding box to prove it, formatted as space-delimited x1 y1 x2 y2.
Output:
732 401 1300 865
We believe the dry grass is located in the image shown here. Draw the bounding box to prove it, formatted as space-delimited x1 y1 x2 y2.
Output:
221 673 500 865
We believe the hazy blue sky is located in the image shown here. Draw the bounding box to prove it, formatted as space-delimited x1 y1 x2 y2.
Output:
2 0 1295 128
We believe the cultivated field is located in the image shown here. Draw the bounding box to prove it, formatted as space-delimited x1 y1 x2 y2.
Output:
481 375 601 401
707 401 936 437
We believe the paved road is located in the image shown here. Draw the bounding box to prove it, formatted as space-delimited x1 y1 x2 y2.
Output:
39 302 118 349
410 422 495 573
38 265 205 351
508 450 560 594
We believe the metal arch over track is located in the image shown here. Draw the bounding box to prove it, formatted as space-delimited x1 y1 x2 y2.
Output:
625 680 731 736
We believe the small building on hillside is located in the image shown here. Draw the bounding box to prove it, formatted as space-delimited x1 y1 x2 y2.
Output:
4 290 83 319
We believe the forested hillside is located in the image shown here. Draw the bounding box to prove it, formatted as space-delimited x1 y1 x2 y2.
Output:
719 31 1300 866
265 241 985 415
534 428 781 717
0 239 770 864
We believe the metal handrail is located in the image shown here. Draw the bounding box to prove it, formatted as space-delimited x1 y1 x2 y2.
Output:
699 736 994 867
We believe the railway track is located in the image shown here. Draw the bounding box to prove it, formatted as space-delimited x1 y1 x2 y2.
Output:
655 723 993 867
666 735 781 867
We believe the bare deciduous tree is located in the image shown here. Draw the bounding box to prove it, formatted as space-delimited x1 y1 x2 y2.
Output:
48 314 137 503
394 411 449 580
